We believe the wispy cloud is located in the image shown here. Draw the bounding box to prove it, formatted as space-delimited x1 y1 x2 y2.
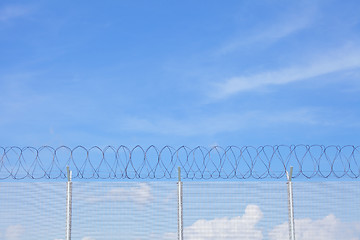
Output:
218 3 316 55
120 109 323 136
212 47 360 99
0 5 31 22
219 18 311 55
85 183 153 205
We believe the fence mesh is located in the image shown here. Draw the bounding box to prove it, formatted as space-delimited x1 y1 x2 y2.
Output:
291 182 360 240
0 182 66 240
183 182 289 240
71 182 177 240
1 181 359 240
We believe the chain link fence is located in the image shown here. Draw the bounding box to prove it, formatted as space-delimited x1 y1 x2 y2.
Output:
1 179 359 240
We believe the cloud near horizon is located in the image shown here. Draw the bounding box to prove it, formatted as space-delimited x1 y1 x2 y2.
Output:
163 206 360 240
82 237 96 240
4 225 24 240
269 214 360 240
84 183 153 205
54 237 95 240
163 204 263 240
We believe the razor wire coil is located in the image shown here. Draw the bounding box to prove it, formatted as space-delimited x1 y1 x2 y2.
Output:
0 145 359 180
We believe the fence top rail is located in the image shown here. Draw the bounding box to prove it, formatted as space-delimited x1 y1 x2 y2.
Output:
0 145 359 180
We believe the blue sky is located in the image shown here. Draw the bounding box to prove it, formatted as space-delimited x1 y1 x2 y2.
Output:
1 2 360 239
1 0 360 148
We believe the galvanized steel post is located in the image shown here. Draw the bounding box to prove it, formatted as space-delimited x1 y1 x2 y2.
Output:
66 166 72 240
177 167 183 240
287 166 295 240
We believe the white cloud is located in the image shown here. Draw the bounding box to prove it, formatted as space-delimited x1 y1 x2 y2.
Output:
86 183 153 205
213 47 360 99
5 225 24 240
0 5 30 21
164 205 263 240
162 206 360 240
269 214 360 240
82 237 96 240
54 236 94 240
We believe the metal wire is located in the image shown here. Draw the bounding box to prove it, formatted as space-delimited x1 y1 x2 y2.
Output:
0 145 359 179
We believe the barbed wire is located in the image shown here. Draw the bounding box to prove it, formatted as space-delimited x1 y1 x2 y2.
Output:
0 145 359 180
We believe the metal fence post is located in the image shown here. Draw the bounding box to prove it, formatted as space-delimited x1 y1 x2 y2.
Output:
287 166 295 240
178 167 183 240
66 166 73 240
